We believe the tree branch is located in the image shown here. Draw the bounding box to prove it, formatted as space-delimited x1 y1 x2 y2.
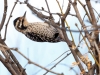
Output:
0 55 17 75
0 0 8 31
44 52 71 75
3 1 18 41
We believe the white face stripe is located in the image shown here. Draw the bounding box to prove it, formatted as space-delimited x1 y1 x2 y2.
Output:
16 19 23 28
19 22 22 28
15 20 19 28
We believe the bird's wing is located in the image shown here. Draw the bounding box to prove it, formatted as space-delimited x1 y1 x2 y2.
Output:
27 22 59 38
25 32 46 42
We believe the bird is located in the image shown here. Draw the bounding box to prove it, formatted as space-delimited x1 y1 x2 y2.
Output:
13 12 64 42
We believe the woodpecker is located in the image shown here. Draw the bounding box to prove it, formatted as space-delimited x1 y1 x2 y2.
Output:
13 12 64 42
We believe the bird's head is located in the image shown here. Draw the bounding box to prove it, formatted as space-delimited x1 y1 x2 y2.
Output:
13 11 28 30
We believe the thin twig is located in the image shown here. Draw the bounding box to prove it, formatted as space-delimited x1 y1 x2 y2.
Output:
62 3 71 20
59 2 72 46
78 0 92 23
69 13 76 17
11 48 63 75
50 50 70 64
43 52 71 75
3 1 18 41
79 14 86 42
92 7 100 23
0 0 8 31
45 0 52 17
61 0 64 11
31 5 62 16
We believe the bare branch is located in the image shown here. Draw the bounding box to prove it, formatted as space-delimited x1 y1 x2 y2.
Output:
50 50 70 64
0 55 17 75
85 0 97 26
6 47 63 75
45 0 52 16
7 50 27 75
3 1 18 41
0 37 27 75
44 52 71 75
0 0 8 31
12 48 63 75
0 42 63 75
62 2 71 20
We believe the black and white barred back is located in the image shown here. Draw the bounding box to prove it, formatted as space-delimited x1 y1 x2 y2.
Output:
13 12 63 42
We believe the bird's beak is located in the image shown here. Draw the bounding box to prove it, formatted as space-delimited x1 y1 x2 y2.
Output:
23 11 26 18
